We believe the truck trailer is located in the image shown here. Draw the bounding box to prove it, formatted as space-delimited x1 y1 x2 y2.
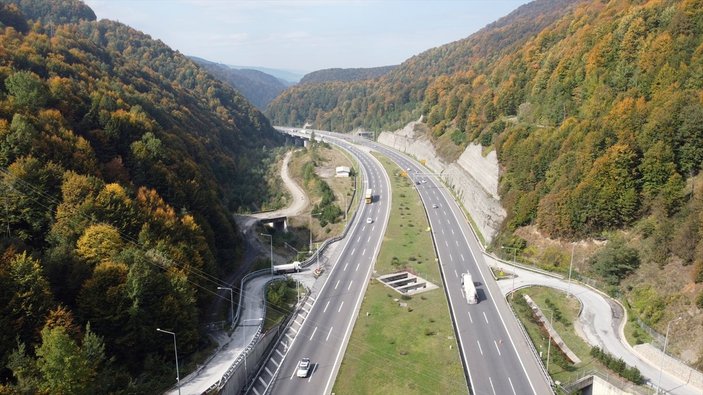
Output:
461 272 478 304
273 261 301 274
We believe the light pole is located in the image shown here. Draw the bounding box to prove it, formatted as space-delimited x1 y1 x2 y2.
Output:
542 309 555 374
501 246 518 300
156 328 180 395
309 211 321 253
241 317 264 382
217 286 234 328
567 244 575 297
260 233 273 274
658 316 683 393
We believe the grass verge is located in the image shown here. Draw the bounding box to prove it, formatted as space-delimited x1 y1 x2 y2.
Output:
510 286 651 391
286 143 355 245
623 303 654 347
332 154 466 394
263 278 301 332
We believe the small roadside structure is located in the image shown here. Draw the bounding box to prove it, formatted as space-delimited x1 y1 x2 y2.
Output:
523 294 581 364
335 166 351 177
353 129 373 139
378 271 438 295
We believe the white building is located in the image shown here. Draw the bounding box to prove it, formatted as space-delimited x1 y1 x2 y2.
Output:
335 166 351 177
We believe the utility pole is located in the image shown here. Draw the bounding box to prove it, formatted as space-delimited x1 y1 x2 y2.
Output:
658 317 683 393
501 246 518 300
156 328 180 395
567 244 575 297
217 287 234 328
260 233 273 274
309 211 321 253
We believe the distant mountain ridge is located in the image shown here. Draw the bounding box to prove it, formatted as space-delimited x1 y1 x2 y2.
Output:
191 56 288 109
228 64 304 85
299 65 397 85
267 0 578 131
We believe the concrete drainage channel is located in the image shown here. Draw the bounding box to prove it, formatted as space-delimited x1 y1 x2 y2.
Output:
377 271 438 295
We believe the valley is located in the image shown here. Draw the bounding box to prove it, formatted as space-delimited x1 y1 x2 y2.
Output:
1 0 703 394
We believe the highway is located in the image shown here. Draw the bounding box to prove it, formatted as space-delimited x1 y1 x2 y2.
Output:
268 128 552 394
264 127 699 395
326 130 553 395
248 135 392 394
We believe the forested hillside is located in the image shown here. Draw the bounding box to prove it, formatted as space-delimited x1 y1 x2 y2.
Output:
191 56 287 110
298 65 396 85
269 0 703 364
0 0 283 392
421 0 703 361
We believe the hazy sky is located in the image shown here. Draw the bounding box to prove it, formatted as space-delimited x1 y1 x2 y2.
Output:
84 0 530 73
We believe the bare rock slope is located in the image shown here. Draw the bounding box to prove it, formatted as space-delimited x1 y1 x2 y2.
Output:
378 121 505 242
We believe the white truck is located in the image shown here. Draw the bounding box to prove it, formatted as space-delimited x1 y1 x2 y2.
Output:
273 261 301 274
461 272 478 304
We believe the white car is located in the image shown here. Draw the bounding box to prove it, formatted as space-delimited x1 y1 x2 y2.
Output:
366 217 373 224
432 204 438 208
297 358 311 378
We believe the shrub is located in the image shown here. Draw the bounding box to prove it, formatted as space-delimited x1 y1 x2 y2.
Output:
590 346 643 385
590 237 640 285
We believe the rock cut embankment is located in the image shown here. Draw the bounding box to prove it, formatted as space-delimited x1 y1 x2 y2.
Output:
378 121 505 242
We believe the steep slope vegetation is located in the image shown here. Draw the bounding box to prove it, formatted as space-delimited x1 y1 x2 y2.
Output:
298 65 396 85
191 56 287 109
421 0 703 362
0 1 282 392
266 0 579 131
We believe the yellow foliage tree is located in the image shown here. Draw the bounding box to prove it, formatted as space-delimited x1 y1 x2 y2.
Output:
76 223 123 266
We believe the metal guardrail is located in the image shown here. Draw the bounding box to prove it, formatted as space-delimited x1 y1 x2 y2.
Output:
233 269 272 328
179 133 365 394
504 298 555 389
171 269 273 393
368 141 557 393
206 274 281 393
263 292 312 395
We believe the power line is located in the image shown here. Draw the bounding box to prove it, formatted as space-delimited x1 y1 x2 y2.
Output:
0 165 311 324
0 166 468 392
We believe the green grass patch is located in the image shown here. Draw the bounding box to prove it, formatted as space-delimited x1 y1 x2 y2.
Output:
623 302 654 346
333 154 465 394
491 267 512 280
337 144 362 213
289 144 354 242
263 278 302 332
511 287 597 383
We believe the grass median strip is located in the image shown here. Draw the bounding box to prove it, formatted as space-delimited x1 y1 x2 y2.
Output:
333 153 466 395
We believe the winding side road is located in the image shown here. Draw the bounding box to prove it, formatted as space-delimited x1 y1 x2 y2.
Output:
262 150 309 219
169 276 275 395
488 255 702 395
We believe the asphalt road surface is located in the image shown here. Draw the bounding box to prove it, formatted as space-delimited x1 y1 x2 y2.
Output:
250 135 392 395
490 256 702 395
321 129 553 395
271 128 552 394
367 140 551 395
